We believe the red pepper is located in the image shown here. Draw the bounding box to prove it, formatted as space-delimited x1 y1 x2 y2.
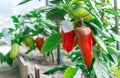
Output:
75 27 92 68
77 20 96 46
62 29 77 52
35 37 44 50
77 20 82 26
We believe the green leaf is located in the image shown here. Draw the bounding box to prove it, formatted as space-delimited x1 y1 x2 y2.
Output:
88 0 100 17
110 32 120 42
93 35 108 52
95 1 110 7
88 22 110 37
46 8 67 21
64 0 71 3
111 66 120 78
0 53 5 64
64 66 82 78
68 50 81 62
41 33 61 54
50 0 62 4
26 10 38 17
11 16 19 23
118 56 120 66
107 53 116 63
0 33 3 39
110 53 118 65
8 28 14 34
68 50 86 70
93 58 109 78
107 46 119 65
112 70 120 78
107 46 120 54
44 65 68 74
92 16 103 27
87 0 103 26
5 52 13 66
17 0 31 5
104 8 117 15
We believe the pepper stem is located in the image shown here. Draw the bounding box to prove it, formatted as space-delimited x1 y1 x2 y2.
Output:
81 19 85 27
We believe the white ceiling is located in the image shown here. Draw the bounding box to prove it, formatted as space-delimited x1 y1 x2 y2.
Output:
0 0 46 29
0 0 45 20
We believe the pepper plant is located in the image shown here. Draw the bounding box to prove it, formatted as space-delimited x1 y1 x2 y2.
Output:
0 0 120 78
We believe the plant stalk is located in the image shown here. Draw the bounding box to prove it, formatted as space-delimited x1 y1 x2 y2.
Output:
50 51 54 63
114 0 120 50
56 21 61 65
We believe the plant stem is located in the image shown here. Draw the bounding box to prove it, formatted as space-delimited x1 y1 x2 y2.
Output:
50 51 54 63
56 21 61 65
63 0 74 20
81 19 85 27
46 0 49 6
114 0 120 50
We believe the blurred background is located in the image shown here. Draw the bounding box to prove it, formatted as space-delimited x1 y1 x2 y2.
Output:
0 0 46 29
0 0 46 54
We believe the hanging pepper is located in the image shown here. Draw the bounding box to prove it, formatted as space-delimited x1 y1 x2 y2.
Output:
10 43 19 59
23 36 34 48
62 29 77 53
75 27 92 68
35 37 44 50
77 20 96 46
77 20 82 26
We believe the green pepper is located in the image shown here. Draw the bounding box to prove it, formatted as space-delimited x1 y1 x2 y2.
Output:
10 43 19 59
23 36 34 48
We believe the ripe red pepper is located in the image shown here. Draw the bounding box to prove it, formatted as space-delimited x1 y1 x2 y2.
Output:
77 20 82 26
35 37 44 50
77 20 96 46
75 27 92 68
62 29 77 52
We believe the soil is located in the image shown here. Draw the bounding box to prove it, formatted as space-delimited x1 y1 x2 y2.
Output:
20 45 72 78
0 45 20 78
0 63 20 78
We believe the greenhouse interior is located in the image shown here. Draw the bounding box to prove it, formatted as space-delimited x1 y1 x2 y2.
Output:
0 0 120 78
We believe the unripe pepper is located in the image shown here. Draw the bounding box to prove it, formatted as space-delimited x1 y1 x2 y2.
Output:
10 43 19 59
23 36 34 48
35 37 44 50
75 27 92 68
62 29 77 52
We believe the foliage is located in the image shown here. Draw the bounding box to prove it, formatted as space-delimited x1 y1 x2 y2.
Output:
41 33 61 53
0 0 120 78
64 66 82 78
44 65 68 74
